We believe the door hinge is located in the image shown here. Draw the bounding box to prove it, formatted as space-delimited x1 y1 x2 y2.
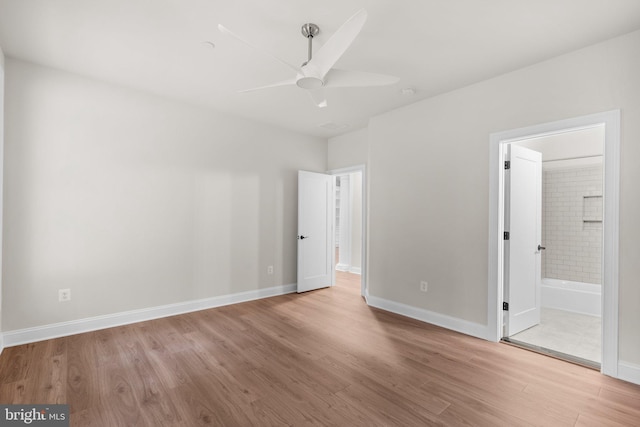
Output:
503 302 509 311
504 160 510 170
503 231 510 240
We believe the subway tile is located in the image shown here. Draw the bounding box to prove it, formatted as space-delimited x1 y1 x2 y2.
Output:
541 165 602 284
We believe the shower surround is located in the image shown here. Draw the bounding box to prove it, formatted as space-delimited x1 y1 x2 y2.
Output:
542 163 603 285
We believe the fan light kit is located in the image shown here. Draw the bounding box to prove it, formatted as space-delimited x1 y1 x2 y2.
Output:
218 9 399 108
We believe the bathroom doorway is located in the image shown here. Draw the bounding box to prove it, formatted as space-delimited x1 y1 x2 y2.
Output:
505 127 604 368
488 110 620 377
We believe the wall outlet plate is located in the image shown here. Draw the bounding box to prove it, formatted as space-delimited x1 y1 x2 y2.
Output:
420 281 428 292
59 288 71 302
267 266 274 275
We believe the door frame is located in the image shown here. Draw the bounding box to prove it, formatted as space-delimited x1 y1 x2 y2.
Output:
488 110 620 378
328 164 368 297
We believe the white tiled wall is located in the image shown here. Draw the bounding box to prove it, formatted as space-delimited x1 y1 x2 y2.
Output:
542 164 603 285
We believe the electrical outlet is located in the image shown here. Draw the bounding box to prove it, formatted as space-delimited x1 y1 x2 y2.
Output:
59 288 71 302
420 281 428 292
267 265 274 275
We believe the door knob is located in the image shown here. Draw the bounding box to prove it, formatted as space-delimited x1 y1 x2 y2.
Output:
538 245 546 251
298 235 308 240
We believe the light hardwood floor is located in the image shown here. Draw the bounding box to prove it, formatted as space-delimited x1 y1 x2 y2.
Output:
1 272 639 426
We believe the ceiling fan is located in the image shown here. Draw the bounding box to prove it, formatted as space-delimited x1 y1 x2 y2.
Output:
218 9 399 108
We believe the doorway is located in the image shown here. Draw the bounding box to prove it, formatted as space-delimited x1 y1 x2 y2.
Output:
488 110 620 378
330 165 366 297
503 127 604 368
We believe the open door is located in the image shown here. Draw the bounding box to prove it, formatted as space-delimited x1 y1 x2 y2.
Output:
505 145 542 336
297 171 334 293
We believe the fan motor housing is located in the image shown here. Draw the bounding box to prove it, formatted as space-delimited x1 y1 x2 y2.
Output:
296 76 324 90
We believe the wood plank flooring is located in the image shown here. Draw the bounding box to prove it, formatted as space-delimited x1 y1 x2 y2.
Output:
1 272 639 426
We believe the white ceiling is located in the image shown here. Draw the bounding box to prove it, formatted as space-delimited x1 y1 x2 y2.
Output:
516 126 604 162
1 0 640 138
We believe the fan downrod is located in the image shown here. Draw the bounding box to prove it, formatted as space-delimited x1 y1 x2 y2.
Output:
297 23 323 89
300 22 320 74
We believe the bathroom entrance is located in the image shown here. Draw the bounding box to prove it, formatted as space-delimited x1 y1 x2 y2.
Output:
504 126 604 367
489 110 620 377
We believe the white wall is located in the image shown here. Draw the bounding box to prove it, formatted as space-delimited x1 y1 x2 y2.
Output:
367 30 640 365
2 58 326 331
327 128 368 170
0 48 4 352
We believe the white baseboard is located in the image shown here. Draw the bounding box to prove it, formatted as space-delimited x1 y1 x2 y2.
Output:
0 333 4 356
366 294 488 340
336 264 361 275
618 361 640 386
2 283 296 348
336 263 350 272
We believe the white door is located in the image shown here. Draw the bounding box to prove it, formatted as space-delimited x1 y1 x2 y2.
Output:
297 171 334 293
505 145 542 336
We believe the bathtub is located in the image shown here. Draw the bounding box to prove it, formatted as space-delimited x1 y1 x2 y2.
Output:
541 278 601 317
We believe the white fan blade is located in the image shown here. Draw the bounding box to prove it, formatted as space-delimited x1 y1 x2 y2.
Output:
238 78 298 93
307 9 367 79
218 24 300 74
308 89 328 108
324 69 400 88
